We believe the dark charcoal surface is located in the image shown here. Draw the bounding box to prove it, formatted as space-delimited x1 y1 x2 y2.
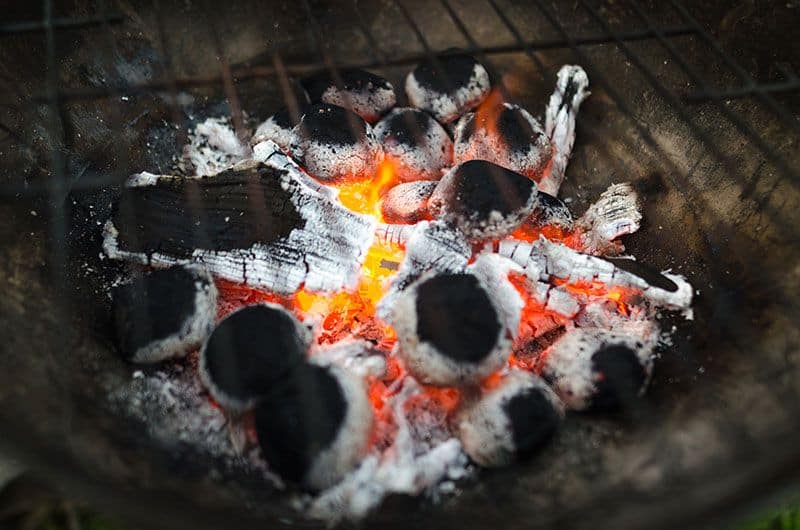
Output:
302 68 392 101
411 52 483 94
293 103 370 147
112 266 202 361
504 386 561 460
113 164 304 258
602 257 679 292
529 192 573 228
379 108 437 147
254 363 347 486
589 344 647 411
202 305 306 404
415 273 500 364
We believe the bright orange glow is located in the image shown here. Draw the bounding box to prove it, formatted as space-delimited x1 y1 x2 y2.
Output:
552 278 632 315
335 157 400 222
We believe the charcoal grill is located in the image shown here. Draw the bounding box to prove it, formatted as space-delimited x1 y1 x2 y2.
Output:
1 1 799 529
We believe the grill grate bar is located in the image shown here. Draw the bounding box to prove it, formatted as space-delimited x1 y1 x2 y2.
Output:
29 26 697 103
684 79 800 103
0 13 124 35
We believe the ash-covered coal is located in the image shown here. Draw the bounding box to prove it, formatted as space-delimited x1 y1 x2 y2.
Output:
252 106 306 152
112 265 217 363
380 180 437 224
454 102 552 181
290 103 383 183
302 69 396 123
374 108 453 182
429 160 539 241
405 51 491 124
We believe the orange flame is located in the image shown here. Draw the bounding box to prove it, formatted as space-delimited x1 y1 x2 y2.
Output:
335 157 400 222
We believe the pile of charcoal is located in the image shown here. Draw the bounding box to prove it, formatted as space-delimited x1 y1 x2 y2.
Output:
102 51 694 521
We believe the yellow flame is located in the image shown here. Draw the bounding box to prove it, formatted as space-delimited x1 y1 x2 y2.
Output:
335 157 398 222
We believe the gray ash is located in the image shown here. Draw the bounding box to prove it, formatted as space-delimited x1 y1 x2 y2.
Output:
380 180 437 224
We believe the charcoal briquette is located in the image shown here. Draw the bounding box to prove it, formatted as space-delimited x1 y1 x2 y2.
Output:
290 103 383 183
405 51 491 124
199 303 311 411
428 160 539 241
389 272 513 386
112 265 217 364
302 69 396 123
380 180 437 224
251 106 306 151
374 108 453 182
454 103 552 181
456 370 563 467
254 362 373 490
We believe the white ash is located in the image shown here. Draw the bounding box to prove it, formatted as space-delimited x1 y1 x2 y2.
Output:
251 140 337 199
380 180 437 224
405 58 491 124
103 151 377 294
319 83 396 125
311 339 387 379
453 103 552 180
373 222 417 248
468 253 525 337
251 113 296 152
305 377 471 523
374 108 453 182
456 370 563 467
540 65 590 196
495 237 694 313
541 323 659 410
576 183 641 255
179 116 251 177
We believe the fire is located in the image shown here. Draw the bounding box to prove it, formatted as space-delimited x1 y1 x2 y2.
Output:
335 157 400 222
553 278 632 316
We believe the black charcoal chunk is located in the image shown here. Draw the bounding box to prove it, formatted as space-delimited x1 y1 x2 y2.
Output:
390 271 512 386
112 265 217 364
290 103 383 183
456 370 563 467
374 108 453 182
405 51 491 123
302 69 396 123
380 180 437 224
454 103 552 181
540 327 655 411
254 362 373 490
589 344 648 411
601 257 679 293
199 303 309 411
428 160 539 241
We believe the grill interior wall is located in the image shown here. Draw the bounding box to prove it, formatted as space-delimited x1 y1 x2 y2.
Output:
0 1 798 530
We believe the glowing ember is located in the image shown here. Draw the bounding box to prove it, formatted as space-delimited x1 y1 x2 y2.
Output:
335 157 400 222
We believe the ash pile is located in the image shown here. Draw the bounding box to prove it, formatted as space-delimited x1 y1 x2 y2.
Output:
101 51 694 523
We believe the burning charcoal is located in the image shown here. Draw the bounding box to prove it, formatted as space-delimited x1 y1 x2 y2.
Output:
389 272 514 386
541 326 657 411
540 65 590 196
428 160 540 241
374 108 453 182
529 191 574 229
380 180 437 224
103 150 376 294
453 102 552 181
290 103 383 183
456 370 563 467
112 265 217 364
302 69 396 123
405 51 491 124
254 362 373 490
199 303 311 411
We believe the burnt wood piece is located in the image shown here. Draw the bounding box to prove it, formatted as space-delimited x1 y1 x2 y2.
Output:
112 265 217 364
104 154 376 294
254 362 373 491
199 303 310 411
405 51 491 124
302 69 396 123
374 108 453 182
290 103 383 183
389 271 513 386
429 160 539 241
454 103 552 181
456 370 563 467
380 180 437 224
